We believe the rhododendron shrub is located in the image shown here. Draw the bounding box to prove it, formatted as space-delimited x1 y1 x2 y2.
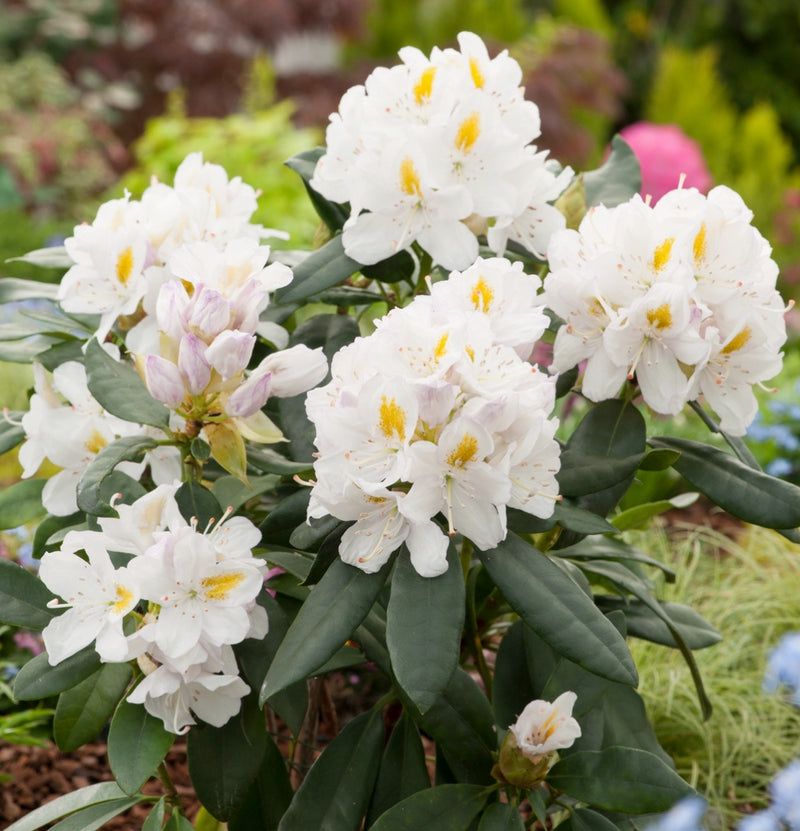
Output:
1 31 799 831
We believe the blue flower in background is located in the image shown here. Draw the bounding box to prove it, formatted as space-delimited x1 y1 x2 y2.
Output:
763 632 800 707
647 797 708 831
766 457 794 478
737 811 782 831
769 759 800 821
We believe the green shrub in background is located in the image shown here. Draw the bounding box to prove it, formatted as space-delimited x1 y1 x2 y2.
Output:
117 64 321 251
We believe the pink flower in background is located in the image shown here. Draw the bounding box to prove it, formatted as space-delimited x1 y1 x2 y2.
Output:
619 122 712 204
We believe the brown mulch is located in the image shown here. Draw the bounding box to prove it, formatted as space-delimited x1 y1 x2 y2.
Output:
0 739 200 830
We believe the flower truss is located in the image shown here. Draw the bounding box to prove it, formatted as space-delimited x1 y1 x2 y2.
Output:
39 484 267 734
544 185 788 435
310 31 573 270
305 256 561 577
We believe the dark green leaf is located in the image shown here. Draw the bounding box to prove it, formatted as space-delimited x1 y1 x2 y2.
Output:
638 448 682 471
35 339 86 371
558 808 622 831
555 365 579 399
317 286 384 306
369 784 488 831
387 544 463 714
361 249 415 284
285 147 350 232
552 502 618 534
0 415 25 455
557 536 676 580
583 135 642 208
275 235 360 304
3 783 131 831
260 489 312 548
0 478 47 529
54 663 132 752
188 695 269 821
289 513 342 552
32 512 85 559
290 311 361 364
142 798 167 831
477 803 525 831
260 558 391 704
596 598 721 650
108 698 175 794
649 436 800 530
248 447 314 476
403 668 496 785
303 522 349 585
211 475 280 513
611 493 699 531
366 712 431 827
14 646 101 700
547 748 694 812
228 733 293 831
478 534 637 686
76 435 158 517
175 480 223 528
493 621 536 732
558 450 646 497
277 708 384 831
0 558 57 628
47 798 143 831
84 338 171 430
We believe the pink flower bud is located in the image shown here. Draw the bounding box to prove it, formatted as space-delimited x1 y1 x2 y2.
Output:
256 344 328 397
178 333 212 395
155 280 190 342
188 285 232 340
205 330 255 381
145 355 186 408
225 370 272 417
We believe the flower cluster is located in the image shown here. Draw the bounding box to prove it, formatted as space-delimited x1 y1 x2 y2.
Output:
310 31 572 271
305 257 561 577
38 485 267 734
18 354 181 516
544 185 788 435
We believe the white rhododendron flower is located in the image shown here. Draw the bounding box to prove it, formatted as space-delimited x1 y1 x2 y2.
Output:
17 360 181 516
509 691 582 761
306 256 561 577
37 487 268 733
311 31 572 270
544 185 789 434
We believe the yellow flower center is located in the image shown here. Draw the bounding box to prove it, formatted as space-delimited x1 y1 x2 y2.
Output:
721 326 752 354
651 237 675 273
470 277 494 312
446 432 479 468
116 246 134 286
399 156 423 198
646 303 673 330
111 584 134 615
84 429 108 454
413 66 437 104
378 396 407 441
693 223 707 265
433 333 449 362
469 55 485 89
455 112 481 153
201 571 246 601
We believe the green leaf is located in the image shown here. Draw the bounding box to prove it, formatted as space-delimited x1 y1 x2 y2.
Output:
596 597 722 650
558 449 646 497
14 646 101 701
557 536 676 580
228 733 294 831
278 708 384 831
0 478 47 529
361 249 415 284
0 558 57 628
108 698 175 794
290 311 361 363
260 558 392 704
493 621 536 732
0 415 25 455
0 336 59 363
477 803 525 831
212 474 280 513
366 712 431 827
205 420 248 480
558 808 622 831
248 447 314 476
285 147 350 233
289 513 342 553
2 782 130 831
275 235 360 304
638 447 682 471
7 246 73 269
649 436 800 530
387 544 463 714
32 512 85 559
84 338 171 430
547 748 694 812
142 799 167 831
612 492 699 531
54 663 132 752
369 784 488 831
175 480 223 528
479 534 637 686
403 668 496 785
0 276 62 301
583 135 642 208
260 489 312 548
188 695 269 821
552 502 618 535
47 798 143 831
36 339 86 371
76 435 159 517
